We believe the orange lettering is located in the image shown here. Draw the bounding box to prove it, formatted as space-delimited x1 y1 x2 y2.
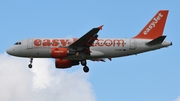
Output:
42 39 51 46
113 39 124 47
34 39 42 46
33 38 123 47
60 39 69 47
97 39 104 46
104 39 112 46
52 39 59 46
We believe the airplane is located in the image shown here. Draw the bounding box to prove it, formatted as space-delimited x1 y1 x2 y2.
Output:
6 10 172 73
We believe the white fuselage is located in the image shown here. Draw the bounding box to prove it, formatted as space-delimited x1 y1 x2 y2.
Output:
5 10 172 72
6 38 172 60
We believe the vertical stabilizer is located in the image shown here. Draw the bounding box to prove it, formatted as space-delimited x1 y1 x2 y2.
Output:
134 10 169 39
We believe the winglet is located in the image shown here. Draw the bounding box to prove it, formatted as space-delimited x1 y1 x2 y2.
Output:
98 25 103 30
134 10 169 39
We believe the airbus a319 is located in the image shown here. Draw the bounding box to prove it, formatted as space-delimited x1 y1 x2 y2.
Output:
6 10 172 73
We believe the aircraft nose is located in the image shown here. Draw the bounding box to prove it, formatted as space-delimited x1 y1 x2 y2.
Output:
6 46 21 56
6 48 12 55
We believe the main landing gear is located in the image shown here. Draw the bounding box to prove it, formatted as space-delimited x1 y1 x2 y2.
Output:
28 58 33 68
81 59 89 73
27 58 89 72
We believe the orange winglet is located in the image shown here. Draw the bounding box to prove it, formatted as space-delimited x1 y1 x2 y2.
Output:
98 25 103 30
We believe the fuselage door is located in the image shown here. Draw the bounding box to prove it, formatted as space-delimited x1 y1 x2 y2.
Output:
27 39 33 49
129 39 136 50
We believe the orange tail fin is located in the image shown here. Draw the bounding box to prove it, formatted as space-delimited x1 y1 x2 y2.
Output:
134 10 169 39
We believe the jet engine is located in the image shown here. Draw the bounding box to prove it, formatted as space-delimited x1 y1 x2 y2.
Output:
51 48 77 58
55 59 79 68
51 48 68 58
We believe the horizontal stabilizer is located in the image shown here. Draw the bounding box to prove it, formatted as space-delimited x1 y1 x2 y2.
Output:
146 36 166 46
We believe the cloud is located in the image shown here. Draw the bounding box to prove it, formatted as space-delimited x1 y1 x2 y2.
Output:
174 96 180 101
0 53 96 101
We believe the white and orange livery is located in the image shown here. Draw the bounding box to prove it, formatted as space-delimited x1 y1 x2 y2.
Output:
6 10 172 72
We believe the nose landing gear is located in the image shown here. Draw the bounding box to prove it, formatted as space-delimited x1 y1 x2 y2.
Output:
28 58 33 68
81 60 89 73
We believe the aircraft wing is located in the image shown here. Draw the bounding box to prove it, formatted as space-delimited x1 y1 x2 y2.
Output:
69 25 103 51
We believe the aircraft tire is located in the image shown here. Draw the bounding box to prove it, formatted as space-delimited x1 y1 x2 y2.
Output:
83 66 89 73
28 64 32 68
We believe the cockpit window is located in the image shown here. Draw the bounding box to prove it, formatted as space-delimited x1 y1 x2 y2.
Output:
14 42 18 45
14 42 21 45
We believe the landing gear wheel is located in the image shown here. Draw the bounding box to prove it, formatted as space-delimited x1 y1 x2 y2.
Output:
28 58 33 69
28 64 32 68
81 60 87 66
83 66 89 73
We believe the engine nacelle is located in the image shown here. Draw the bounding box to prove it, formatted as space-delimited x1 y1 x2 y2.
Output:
55 59 79 69
51 48 68 58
